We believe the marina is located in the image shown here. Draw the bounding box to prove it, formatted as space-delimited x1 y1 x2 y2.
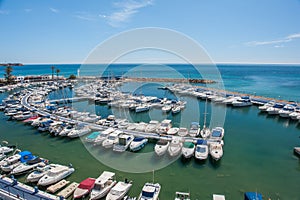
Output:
0 64 299 199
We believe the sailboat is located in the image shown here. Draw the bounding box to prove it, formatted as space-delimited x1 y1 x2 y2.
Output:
138 170 161 200
200 98 211 139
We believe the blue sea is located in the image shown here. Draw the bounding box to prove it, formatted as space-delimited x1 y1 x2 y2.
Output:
1 63 300 102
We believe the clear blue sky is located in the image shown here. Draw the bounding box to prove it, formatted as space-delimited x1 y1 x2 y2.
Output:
1 0 300 64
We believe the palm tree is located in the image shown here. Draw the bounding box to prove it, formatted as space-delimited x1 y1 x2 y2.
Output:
51 66 55 80
56 69 60 80
4 66 13 84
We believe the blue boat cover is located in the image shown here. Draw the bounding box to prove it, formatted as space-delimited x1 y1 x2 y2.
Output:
87 132 100 139
211 130 222 137
19 151 36 163
244 192 263 200
196 139 207 145
133 137 145 142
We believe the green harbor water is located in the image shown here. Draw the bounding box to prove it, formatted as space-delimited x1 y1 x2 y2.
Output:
0 85 300 200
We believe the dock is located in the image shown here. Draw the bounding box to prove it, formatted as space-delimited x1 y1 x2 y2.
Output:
57 182 79 199
47 179 70 193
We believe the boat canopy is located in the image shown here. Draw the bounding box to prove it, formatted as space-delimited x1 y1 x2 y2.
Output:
211 130 222 137
96 171 115 185
196 139 207 145
78 178 96 190
141 185 156 197
183 142 195 148
133 137 145 142
244 192 263 200
87 132 100 139
19 151 35 163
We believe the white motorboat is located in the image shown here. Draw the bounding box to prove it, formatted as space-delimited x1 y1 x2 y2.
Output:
175 192 190 200
177 127 188 137
73 177 96 199
212 96 226 103
232 97 252 107
135 122 148 132
222 96 240 105
200 126 211 139
94 128 115 146
68 124 91 138
181 142 195 159
266 103 285 115
289 106 300 120
127 123 138 131
129 137 148 152
258 101 276 112
167 127 179 135
59 125 74 136
156 119 172 134
210 127 224 140
0 144 14 154
154 139 170 156
37 164 75 186
168 137 183 157
85 131 101 143
90 171 117 200
279 104 296 118
135 104 150 113
106 181 132 200
162 105 172 113
102 130 122 149
0 152 21 167
294 147 300 157
194 140 208 160
145 120 159 133
209 143 223 161
113 134 134 152
138 182 161 200
171 106 181 114
26 164 59 183
188 122 200 137
10 157 46 175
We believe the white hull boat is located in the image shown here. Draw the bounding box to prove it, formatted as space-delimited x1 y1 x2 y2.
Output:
210 143 223 161
138 182 161 200
11 158 46 175
154 140 170 156
195 140 208 160
90 171 117 200
129 137 148 152
102 130 122 149
167 127 179 135
113 134 134 152
181 142 195 159
188 122 200 137
106 181 132 200
94 128 115 146
145 121 159 133
168 137 183 157
26 164 59 183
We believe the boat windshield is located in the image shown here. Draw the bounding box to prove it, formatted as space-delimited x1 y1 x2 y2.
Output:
108 136 116 140
157 140 168 145
142 191 154 197
93 183 103 190
196 146 206 153
110 189 122 195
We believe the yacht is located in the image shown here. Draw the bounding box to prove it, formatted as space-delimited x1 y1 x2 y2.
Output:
85 131 101 143
37 164 75 186
209 142 223 161
94 128 115 146
106 180 132 200
90 171 117 200
161 105 172 113
1 150 35 173
135 122 148 132
177 127 188 137
194 140 208 160
138 182 161 200
26 164 59 183
222 96 240 105
10 157 46 175
181 142 195 159
130 137 148 152
188 122 200 137
171 105 181 114
127 123 138 131
154 139 170 156
167 127 179 135
210 127 224 140
113 134 134 152
59 125 74 136
232 96 252 107
200 126 211 139
258 100 276 112
168 137 183 157
68 124 91 138
73 178 96 199
102 130 122 148
279 104 296 118
156 119 172 134
289 106 300 120
135 104 150 113
266 103 285 115
145 120 159 133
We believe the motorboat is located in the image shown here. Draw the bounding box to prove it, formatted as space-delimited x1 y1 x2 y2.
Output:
90 171 117 200
129 137 148 152
106 180 132 200
244 192 263 200
266 103 285 115
188 122 200 137
0 150 21 167
73 177 96 199
102 130 122 148
113 134 134 152
94 128 115 146
168 137 183 157
26 164 59 183
289 106 300 120
294 147 300 157
23 115 39 124
138 182 161 200
10 157 46 175
145 120 159 133
194 139 208 160
258 100 276 112
1 150 35 173
200 126 211 139
0 142 14 154
167 127 179 135
154 139 170 156
68 124 91 138
59 125 74 136
127 123 138 131
85 131 101 143
222 96 240 105
135 122 148 132
38 164 75 186
213 194 226 200
156 119 172 134
209 142 223 161
181 142 195 159
135 104 150 113
177 127 188 137
210 127 224 140
232 96 252 107
161 105 172 113
279 104 296 118
175 192 190 200
171 105 181 114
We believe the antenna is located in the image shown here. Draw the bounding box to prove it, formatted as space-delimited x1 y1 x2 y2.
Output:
152 169 155 183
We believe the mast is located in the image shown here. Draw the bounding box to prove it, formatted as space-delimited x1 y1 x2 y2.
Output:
203 98 208 128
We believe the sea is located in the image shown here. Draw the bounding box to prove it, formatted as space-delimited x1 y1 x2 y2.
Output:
0 64 300 200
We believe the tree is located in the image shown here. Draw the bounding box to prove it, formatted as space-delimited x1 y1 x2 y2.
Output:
68 74 76 80
51 66 55 80
4 66 13 84
56 69 60 80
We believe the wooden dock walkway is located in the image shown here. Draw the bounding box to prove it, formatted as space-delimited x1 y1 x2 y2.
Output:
57 182 79 199
47 179 70 193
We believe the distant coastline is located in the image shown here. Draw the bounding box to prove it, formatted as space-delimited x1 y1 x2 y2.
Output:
0 63 23 67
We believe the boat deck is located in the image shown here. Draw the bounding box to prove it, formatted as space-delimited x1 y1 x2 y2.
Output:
57 182 79 199
46 179 70 193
